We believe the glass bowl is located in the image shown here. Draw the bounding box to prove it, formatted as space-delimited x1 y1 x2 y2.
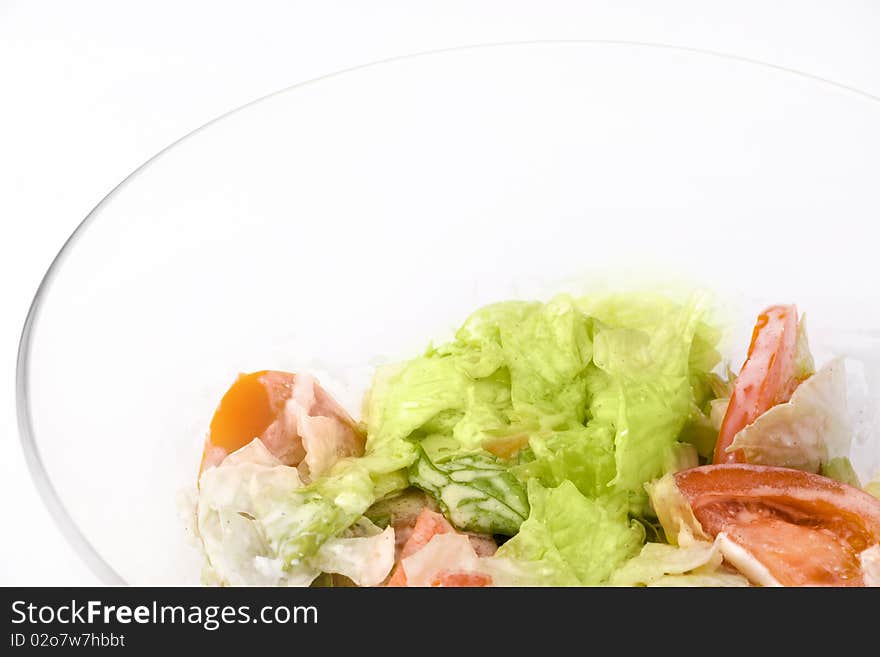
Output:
17 42 880 584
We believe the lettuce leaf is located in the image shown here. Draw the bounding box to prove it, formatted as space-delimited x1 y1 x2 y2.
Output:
257 427 417 568
361 291 723 580
495 480 644 586
726 358 851 472
513 424 617 498
408 442 528 535
793 313 816 381
365 293 719 498
313 523 396 587
197 440 310 585
865 471 880 500
364 297 594 455
582 294 716 508
258 459 376 566
201 291 724 585
647 572 750 587
196 440 395 586
645 472 709 546
821 457 861 487
609 535 749 587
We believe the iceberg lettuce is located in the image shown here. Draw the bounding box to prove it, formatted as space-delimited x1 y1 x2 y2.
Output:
196 440 395 586
364 293 720 513
495 480 644 585
610 537 748 587
408 441 529 535
197 291 731 586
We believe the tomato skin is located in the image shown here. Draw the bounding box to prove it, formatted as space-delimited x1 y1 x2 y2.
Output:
199 370 363 477
385 509 495 587
430 571 493 587
208 371 295 453
714 305 799 464
199 370 298 473
385 509 455 587
675 464 880 586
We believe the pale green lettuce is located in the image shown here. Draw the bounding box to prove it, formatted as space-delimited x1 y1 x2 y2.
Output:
258 437 418 568
363 293 720 519
821 457 861 487
864 471 880 499
610 538 748 587
260 291 724 584
408 441 529 535
495 480 644 586
583 294 714 507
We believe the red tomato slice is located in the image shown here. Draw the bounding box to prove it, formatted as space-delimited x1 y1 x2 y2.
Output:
385 509 455 587
675 464 880 586
385 509 495 587
714 305 799 464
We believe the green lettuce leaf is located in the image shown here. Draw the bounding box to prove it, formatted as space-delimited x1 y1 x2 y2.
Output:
513 424 617 498
408 441 529 535
793 313 817 381
821 457 861 487
196 440 396 586
581 294 717 508
645 472 710 546
361 291 723 576
495 480 644 585
258 429 417 567
364 297 594 456
863 471 880 499
609 537 747 587
365 293 719 497
258 459 375 566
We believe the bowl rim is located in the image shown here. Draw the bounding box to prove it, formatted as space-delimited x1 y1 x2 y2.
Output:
16 39 880 585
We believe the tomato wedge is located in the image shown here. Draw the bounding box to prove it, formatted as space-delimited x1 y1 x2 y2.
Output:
385 509 455 587
200 370 298 473
675 464 880 586
385 509 495 587
199 370 365 478
714 305 799 464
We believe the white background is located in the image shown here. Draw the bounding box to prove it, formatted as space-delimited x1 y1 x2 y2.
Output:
1 1 878 586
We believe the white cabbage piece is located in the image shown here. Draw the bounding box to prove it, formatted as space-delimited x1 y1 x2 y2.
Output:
859 544 880 587
709 398 730 432
645 473 709 546
197 440 308 585
790 324 880 482
196 439 394 586
844 355 880 484
726 358 851 472
866 471 880 500
713 534 782 587
314 526 396 587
